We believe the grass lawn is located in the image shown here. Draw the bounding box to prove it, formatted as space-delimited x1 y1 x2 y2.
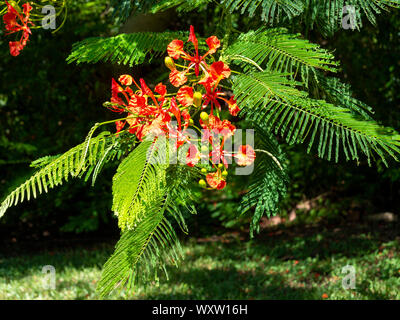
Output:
1 220 400 300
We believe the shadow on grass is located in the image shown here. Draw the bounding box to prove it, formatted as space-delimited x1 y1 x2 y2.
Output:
1 220 399 299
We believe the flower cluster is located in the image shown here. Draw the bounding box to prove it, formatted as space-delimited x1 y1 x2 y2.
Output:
2 1 34 56
106 26 256 190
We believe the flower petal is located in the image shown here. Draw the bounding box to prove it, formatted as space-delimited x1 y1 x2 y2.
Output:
186 144 200 167
227 96 240 116
235 145 256 166
118 74 133 86
210 61 231 80
188 25 198 47
167 39 184 59
177 86 194 107
205 36 220 55
169 70 188 87
206 172 226 190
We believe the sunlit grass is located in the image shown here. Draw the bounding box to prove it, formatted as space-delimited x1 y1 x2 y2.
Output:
1 222 400 300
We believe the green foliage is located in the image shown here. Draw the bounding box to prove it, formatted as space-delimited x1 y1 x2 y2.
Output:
109 0 212 21
224 27 338 83
112 139 168 231
99 138 202 297
299 0 400 36
0 132 115 219
222 0 304 24
239 124 288 236
67 31 188 66
97 197 183 297
232 70 400 165
312 73 374 120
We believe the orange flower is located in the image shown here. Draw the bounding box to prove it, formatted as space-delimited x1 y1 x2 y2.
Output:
177 86 194 107
206 171 226 190
166 26 222 83
209 61 231 81
3 1 34 56
155 83 167 105
322 293 329 299
235 145 256 166
186 144 201 167
167 39 185 59
115 120 125 135
118 74 133 86
227 96 240 116
169 69 188 87
205 36 221 55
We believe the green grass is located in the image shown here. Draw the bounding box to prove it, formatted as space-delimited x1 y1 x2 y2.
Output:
1 221 400 300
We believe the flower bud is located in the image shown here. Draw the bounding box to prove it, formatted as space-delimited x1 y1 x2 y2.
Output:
221 170 228 177
193 91 202 107
189 118 194 125
198 179 207 188
200 111 209 124
201 168 208 174
164 56 176 71
218 163 224 169
201 145 209 153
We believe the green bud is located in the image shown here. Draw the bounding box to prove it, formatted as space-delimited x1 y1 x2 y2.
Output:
164 56 175 71
198 179 207 188
201 145 209 153
218 163 224 169
221 170 228 177
201 168 208 174
200 112 209 123
193 92 202 107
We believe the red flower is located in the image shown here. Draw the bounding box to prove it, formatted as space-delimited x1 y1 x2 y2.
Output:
169 69 188 87
200 114 236 140
155 83 167 105
205 36 221 55
110 78 129 112
166 26 222 85
167 39 185 59
177 86 194 107
118 74 133 86
209 61 231 81
226 96 240 116
3 1 34 56
210 144 230 168
115 120 125 135
206 171 226 190
110 75 171 141
235 145 256 166
186 144 201 167
167 98 192 149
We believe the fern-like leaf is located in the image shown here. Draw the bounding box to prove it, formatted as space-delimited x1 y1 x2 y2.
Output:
222 0 304 24
0 132 115 218
67 31 190 67
233 70 400 165
224 28 338 83
97 193 184 297
240 123 288 236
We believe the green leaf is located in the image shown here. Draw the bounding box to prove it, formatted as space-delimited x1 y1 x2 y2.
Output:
224 28 338 83
233 70 400 165
67 31 188 66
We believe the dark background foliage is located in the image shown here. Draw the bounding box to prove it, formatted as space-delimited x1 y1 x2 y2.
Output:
1 2 399 249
